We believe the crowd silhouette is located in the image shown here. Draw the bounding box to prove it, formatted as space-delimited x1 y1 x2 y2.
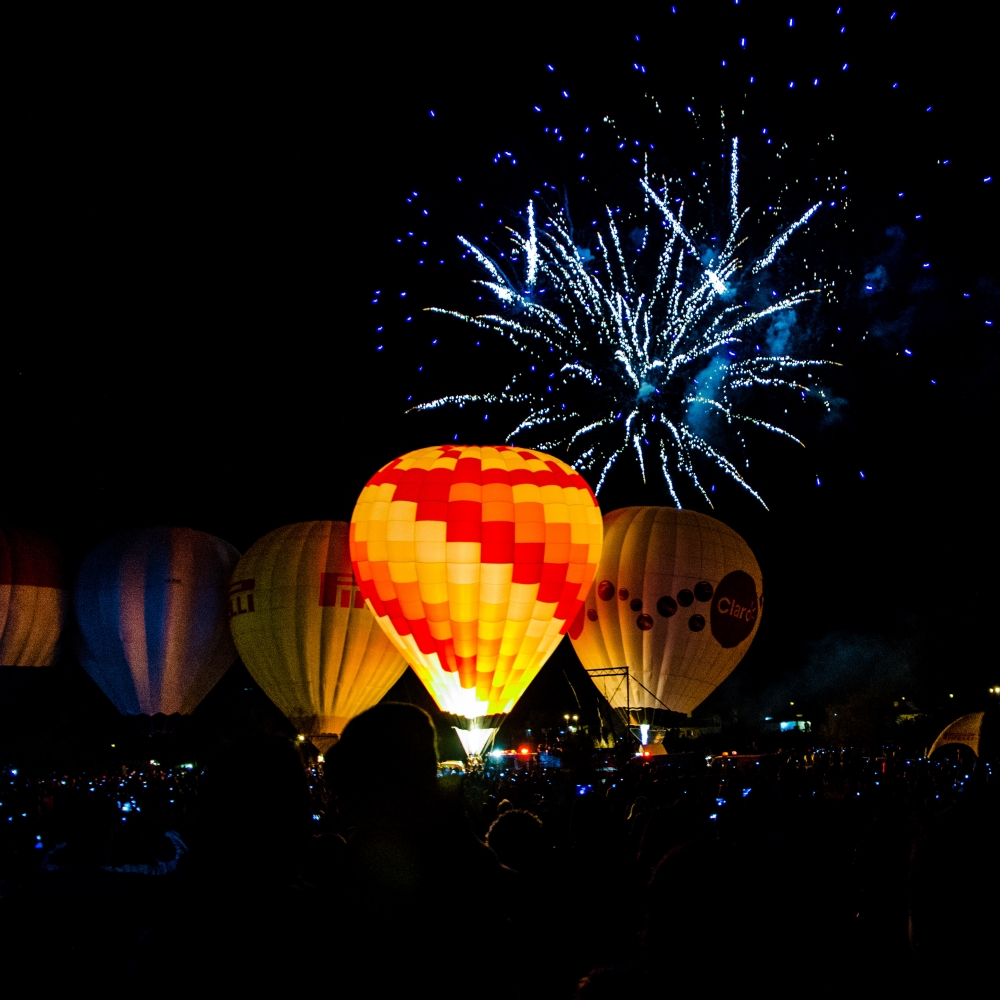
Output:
0 703 995 997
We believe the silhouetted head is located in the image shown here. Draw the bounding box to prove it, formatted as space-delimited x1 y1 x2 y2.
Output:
644 840 758 983
330 703 438 816
486 809 545 874
570 791 614 849
496 798 513 815
627 795 649 822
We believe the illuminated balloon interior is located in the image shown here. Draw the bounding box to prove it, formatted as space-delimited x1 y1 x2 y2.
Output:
453 726 497 757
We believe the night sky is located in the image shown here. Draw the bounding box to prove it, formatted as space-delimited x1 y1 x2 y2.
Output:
6 7 998 754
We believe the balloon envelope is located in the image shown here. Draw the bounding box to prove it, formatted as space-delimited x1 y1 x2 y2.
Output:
1 527 68 666
928 712 986 758
350 444 602 718
228 521 407 739
75 526 240 715
570 506 762 717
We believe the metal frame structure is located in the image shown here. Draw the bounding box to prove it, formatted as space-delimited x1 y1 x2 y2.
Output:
585 666 675 750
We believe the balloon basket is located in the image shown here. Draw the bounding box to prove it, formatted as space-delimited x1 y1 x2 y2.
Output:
128 713 189 738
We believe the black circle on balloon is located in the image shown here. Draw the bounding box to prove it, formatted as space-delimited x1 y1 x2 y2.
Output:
710 570 760 648
597 580 615 602
677 589 694 607
586 608 598 621
694 581 714 602
688 614 706 632
630 598 643 612
657 595 677 618
637 614 654 631
618 588 629 601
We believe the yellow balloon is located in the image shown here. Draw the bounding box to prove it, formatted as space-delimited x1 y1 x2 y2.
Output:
928 713 985 759
570 506 762 717
228 521 407 742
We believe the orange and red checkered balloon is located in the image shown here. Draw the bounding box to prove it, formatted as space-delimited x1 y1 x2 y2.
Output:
350 445 603 718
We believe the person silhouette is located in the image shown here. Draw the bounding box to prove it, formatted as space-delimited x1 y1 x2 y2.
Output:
486 808 546 876
325 703 517 997
127 735 320 993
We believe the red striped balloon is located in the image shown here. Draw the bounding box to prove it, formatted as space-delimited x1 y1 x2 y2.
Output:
0 527 68 667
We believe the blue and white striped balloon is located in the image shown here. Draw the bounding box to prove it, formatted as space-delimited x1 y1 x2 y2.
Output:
75 526 240 715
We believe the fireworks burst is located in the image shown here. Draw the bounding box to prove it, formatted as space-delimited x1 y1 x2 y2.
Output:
414 137 838 507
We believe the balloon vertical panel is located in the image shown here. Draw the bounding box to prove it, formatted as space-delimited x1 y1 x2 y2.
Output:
75 526 240 715
0 527 69 667
228 521 407 736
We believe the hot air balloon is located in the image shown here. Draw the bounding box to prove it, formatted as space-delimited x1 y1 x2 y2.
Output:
927 712 990 759
570 506 762 736
75 526 239 716
227 521 407 751
1 527 68 666
350 444 602 756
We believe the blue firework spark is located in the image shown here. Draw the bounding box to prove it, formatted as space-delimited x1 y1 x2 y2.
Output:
415 138 838 507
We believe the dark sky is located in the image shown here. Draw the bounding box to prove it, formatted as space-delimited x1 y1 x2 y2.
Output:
6 7 998 737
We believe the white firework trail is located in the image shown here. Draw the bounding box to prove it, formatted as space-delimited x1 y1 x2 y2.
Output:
415 138 838 508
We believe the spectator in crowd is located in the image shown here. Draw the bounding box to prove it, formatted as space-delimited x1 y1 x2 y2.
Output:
326 703 516 997
0 728 996 998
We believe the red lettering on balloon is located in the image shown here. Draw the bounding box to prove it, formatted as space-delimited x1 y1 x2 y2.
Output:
228 578 256 619
320 572 363 609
